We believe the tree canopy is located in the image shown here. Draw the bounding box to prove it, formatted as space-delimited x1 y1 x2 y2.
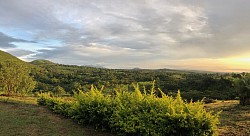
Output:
0 61 36 96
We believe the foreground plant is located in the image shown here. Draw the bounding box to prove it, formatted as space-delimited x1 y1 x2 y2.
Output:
38 84 220 136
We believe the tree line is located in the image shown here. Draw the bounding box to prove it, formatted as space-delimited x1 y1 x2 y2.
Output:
0 60 249 105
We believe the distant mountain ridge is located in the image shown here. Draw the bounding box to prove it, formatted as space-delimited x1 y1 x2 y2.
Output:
0 50 216 73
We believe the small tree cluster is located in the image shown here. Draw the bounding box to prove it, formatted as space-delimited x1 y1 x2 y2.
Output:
235 74 250 105
0 62 36 96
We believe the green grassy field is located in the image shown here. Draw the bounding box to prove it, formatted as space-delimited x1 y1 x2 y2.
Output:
205 100 250 136
0 96 114 136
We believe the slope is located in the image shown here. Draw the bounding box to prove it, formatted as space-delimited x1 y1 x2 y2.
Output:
30 59 56 65
0 50 32 68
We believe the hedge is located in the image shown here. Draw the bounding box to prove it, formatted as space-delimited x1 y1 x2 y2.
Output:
38 85 219 136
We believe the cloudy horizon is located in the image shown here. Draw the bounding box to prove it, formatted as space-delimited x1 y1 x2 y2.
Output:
1 0 250 72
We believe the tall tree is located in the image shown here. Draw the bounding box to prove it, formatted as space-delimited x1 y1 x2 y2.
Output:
0 62 36 96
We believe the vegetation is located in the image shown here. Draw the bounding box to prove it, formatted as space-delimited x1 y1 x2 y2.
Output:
53 85 67 96
1 97 248 136
30 59 56 66
0 61 36 96
38 85 220 136
0 50 36 96
1 50 250 135
30 61 238 101
1 50 239 101
234 74 250 105
0 50 26 63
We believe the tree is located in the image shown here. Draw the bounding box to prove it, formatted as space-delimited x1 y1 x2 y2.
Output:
235 74 250 105
53 85 66 96
70 82 82 94
0 62 36 96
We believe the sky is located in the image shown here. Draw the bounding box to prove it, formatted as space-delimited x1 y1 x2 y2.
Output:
1 0 250 72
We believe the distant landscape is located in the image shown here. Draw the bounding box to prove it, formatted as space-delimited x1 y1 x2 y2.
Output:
0 50 241 101
1 0 250 135
0 50 250 136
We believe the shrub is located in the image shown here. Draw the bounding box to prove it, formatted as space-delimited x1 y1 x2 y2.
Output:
37 93 73 117
38 84 220 136
71 85 114 129
109 85 219 136
37 93 50 106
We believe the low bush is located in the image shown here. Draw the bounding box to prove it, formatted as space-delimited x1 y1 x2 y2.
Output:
70 85 114 129
37 93 73 117
38 84 220 136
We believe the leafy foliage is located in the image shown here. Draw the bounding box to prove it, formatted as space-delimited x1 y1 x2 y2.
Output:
0 61 36 96
38 85 220 136
0 50 243 102
30 59 236 100
234 74 250 105
53 85 66 96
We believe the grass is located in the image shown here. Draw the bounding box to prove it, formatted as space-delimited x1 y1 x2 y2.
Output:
205 100 250 136
0 96 115 136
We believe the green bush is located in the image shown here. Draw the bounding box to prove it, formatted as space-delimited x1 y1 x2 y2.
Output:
109 85 219 136
37 85 220 136
37 93 73 117
37 93 50 106
71 85 114 129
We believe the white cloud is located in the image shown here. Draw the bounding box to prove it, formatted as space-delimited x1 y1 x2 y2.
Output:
1 0 250 71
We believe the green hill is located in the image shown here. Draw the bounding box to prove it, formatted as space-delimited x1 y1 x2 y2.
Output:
0 50 34 69
30 59 56 65
0 50 25 63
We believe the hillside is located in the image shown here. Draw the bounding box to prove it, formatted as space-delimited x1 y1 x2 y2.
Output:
0 50 25 63
30 59 56 65
0 50 237 101
0 50 35 70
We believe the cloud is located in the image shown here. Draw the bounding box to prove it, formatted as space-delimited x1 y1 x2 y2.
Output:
194 0 250 57
33 43 154 67
0 32 30 48
6 48 35 57
1 0 250 70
